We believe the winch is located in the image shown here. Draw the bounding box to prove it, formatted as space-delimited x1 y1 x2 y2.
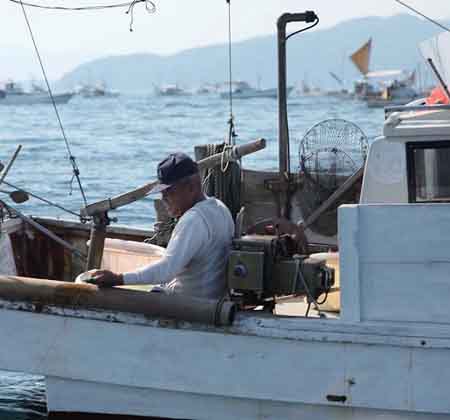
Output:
227 233 334 310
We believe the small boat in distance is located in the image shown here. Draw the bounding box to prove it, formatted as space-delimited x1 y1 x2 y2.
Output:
297 80 323 97
74 82 119 98
154 84 191 96
220 81 293 99
196 83 219 95
0 80 73 105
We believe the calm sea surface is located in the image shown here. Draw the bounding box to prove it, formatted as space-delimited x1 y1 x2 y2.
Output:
0 92 384 418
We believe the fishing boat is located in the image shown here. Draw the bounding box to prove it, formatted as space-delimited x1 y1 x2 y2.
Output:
219 81 293 99
297 79 323 97
2 9 450 420
154 84 191 96
0 80 73 105
74 82 120 98
350 39 418 106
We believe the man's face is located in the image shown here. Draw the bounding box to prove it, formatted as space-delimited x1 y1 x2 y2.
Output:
161 182 192 218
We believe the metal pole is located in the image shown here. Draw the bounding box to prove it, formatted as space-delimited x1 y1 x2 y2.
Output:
427 58 450 101
0 145 22 187
276 12 317 217
277 15 289 181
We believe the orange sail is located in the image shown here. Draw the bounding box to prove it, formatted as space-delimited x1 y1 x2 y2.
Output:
350 38 372 76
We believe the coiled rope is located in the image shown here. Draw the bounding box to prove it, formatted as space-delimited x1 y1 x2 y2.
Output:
202 143 241 220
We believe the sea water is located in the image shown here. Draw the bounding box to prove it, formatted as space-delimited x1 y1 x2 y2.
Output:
0 92 383 418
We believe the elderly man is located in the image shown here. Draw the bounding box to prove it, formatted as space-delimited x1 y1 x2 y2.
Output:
82 152 235 299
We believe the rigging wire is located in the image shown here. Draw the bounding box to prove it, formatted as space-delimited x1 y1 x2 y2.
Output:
18 0 89 210
8 0 154 12
226 0 236 145
393 0 450 33
2 180 87 220
9 0 156 31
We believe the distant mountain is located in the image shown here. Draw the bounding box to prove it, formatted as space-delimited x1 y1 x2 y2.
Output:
57 14 449 92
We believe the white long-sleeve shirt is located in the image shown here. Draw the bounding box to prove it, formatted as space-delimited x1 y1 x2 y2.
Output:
123 197 234 299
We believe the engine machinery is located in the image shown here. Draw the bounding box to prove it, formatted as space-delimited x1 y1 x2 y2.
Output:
227 234 334 310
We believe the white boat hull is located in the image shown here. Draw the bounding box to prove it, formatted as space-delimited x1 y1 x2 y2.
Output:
46 376 450 420
2 300 450 419
220 87 293 99
0 92 73 105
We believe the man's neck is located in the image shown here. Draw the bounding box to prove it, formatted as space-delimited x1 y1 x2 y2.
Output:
192 192 207 207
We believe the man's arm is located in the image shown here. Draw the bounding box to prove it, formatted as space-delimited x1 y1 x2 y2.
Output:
122 212 208 285
82 213 209 288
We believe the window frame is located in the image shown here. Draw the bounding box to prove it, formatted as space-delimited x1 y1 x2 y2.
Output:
406 140 450 203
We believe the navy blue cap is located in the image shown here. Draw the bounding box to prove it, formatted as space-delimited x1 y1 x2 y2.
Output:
149 152 199 194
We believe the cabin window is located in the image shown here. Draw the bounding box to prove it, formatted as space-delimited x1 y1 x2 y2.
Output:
406 141 450 203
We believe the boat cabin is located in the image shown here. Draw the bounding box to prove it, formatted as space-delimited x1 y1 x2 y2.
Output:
362 108 450 203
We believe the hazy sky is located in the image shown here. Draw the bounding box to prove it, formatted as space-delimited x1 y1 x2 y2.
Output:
1 0 449 80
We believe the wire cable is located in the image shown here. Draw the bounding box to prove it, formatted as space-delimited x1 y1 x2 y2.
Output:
285 17 319 41
10 0 156 31
18 0 89 210
226 0 236 145
393 0 450 33
2 180 87 220
9 0 154 12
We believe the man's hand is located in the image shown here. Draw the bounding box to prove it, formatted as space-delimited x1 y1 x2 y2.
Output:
79 270 124 288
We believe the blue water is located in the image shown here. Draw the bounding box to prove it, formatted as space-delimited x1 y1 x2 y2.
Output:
0 92 384 418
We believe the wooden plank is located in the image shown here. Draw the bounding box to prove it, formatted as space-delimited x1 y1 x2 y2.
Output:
4 204 87 260
35 217 153 240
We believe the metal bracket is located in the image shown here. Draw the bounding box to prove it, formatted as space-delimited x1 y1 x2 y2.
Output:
264 178 298 194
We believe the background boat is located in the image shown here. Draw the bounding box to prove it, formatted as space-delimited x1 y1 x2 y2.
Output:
74 82 119 98
220 81 293 99
0 80 73 105
350 39 418 106
154 84 191 96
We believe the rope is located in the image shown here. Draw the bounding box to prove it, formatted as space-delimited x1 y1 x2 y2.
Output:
9 0 154 11
220 144 233 173
10 0 156 31
226 0 237 145
202 144 241 220
18 0 89 210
